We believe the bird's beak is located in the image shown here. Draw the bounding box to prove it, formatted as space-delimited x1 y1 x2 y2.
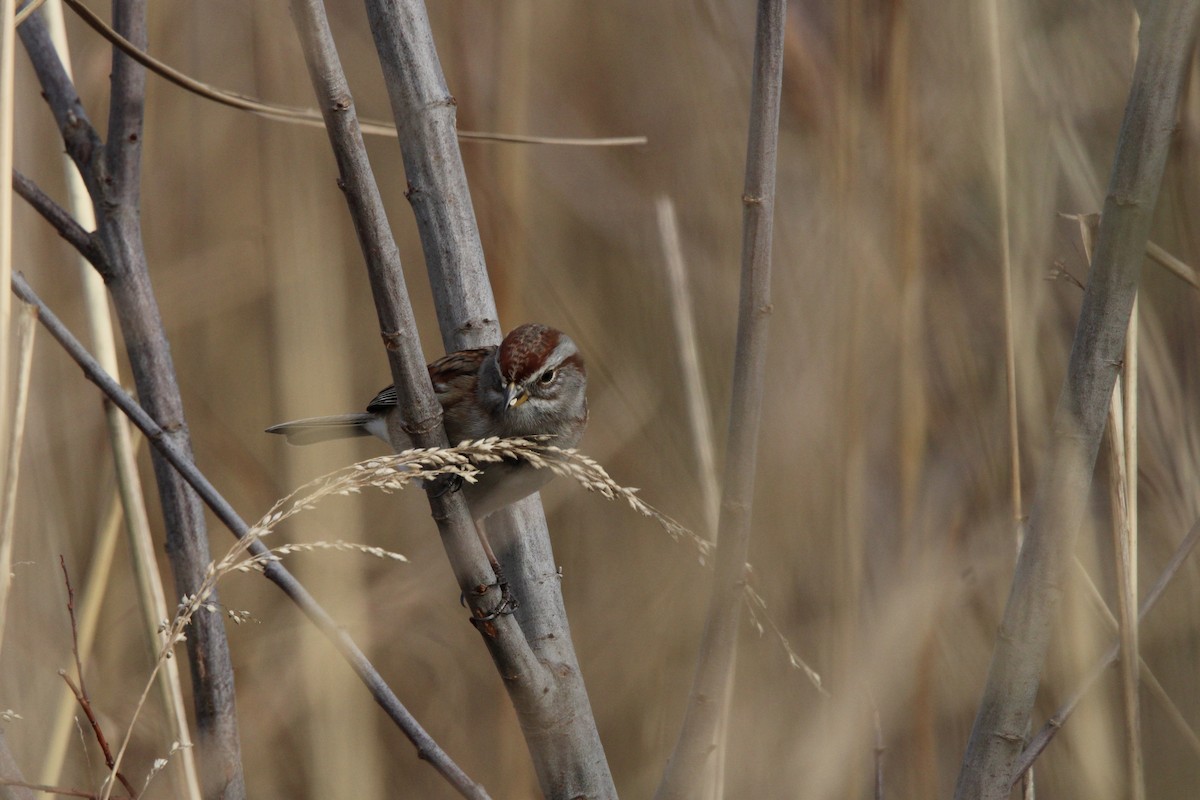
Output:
503 382 528 409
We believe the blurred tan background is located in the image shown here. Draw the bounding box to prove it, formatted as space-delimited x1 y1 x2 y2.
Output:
7 0 1200 797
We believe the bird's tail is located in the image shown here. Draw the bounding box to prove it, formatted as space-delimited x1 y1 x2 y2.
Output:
265 414 378 446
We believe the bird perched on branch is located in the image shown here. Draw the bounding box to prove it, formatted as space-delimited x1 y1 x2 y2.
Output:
267 323 588 521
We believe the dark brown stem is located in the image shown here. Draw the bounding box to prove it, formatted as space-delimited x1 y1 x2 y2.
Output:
58 674 137 799
57 557 137 799
57 558 86 704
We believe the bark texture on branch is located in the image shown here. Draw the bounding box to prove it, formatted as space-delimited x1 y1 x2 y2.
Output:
655 1 786 797
287 0 510 641
953 4 1200 798
17 8 246 796
360 1 616 796
364 0 497 350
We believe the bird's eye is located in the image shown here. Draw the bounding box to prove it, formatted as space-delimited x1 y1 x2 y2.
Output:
539 368 556 384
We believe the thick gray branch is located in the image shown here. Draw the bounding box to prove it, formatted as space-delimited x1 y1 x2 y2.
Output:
655 1 786 797
362 0 498 350
361 1 616 797
286 0 517 651
953 5 1200 798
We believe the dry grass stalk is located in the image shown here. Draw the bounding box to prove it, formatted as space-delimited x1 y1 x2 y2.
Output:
0 302 35 659
12 270 490 799
31 4 202 793
1079 203 1144 799
18 5 248 790
1013 515 1200 786
1070 556 1200 757
0 0 17 641
954 4 1200 795
655 196 721 537
99 456 430 800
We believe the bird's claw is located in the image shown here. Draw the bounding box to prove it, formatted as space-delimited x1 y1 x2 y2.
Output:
431 472 464 498
472 590 518 623
467 577 518 623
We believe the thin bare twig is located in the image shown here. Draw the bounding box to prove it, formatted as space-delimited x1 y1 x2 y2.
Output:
35 3 200 793
58 675 136 800
954 5 1200 796
10 171 107 271
1011 516 1200 786
1070 556 1200 758
53 0 643 148
655 1 787 797
9 272 489 800
0 778 126 800
58 558 138 800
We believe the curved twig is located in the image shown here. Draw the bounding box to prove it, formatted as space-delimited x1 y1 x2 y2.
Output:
55 0 645 147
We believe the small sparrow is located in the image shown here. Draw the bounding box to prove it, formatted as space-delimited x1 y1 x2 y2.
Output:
267 323 588 521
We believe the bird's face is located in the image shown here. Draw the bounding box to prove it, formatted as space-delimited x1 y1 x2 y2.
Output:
479 323 588 444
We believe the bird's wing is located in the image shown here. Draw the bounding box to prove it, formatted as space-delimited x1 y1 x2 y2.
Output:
364 346 495 415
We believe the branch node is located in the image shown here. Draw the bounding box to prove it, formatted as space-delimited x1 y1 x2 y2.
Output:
380 329 404 351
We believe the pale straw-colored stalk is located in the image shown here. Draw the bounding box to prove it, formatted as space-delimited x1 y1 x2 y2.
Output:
0 0 16 635
1079 209 1144 800
655 194 726 800
1071 556 1199 755
954 3 1200 794
655 196 721 537
985 0 1021 540
0 303 35 658
29 4 202 795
